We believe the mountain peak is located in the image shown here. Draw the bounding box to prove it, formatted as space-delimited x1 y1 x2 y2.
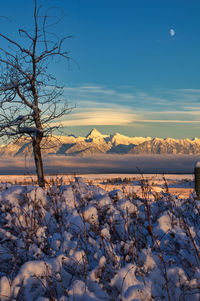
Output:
86 128 103 139
2 129 200 157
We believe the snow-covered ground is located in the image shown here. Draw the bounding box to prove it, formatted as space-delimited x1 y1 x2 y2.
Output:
0 173 194 198
0 175 199 300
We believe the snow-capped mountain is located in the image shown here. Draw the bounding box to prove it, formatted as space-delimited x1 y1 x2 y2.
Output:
1 128 200 156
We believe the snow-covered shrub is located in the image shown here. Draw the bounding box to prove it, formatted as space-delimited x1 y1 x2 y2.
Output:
0 177 199 300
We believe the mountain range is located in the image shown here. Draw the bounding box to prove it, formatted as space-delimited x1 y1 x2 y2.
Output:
1 128 200 157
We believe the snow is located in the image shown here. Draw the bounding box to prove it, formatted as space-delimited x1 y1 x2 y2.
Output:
111 264 138 293
83 205 99 225
111 132 151 146
0 277 10 301
3 129 200 161
86 128 108 140
0 175 199 300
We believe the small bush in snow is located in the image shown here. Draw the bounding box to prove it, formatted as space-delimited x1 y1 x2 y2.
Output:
0 177 199 300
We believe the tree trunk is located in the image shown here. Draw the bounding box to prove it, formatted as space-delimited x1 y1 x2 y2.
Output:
32 132 45 188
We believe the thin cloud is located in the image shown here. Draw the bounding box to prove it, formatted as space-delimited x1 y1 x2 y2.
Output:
51 109 136 126
141 110 200 119
49 84 200 128
63 84 136 104
64 84 200 107
63 84 200 112
137 120 200 124
63 85 116 96
175 89 200 94
183 107 200 112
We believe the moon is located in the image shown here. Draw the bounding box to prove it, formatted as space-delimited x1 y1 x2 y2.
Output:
170 28 175 37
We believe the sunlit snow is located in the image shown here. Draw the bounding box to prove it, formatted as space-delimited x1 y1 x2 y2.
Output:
0 175 199 300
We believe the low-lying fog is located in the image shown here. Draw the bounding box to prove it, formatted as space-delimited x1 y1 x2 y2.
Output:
0 154 199 175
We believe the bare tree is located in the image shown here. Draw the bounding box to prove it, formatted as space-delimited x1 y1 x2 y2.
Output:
0 0 72 187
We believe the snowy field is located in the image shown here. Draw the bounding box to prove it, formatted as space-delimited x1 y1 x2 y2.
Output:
0 173 194 198
0 174 199 300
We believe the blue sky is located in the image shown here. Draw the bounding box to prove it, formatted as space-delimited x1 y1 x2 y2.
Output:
1 0 200 138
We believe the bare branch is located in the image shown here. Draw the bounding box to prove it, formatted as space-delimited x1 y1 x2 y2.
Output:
0 57 31 80
19 29 34 41
0 33 31 56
